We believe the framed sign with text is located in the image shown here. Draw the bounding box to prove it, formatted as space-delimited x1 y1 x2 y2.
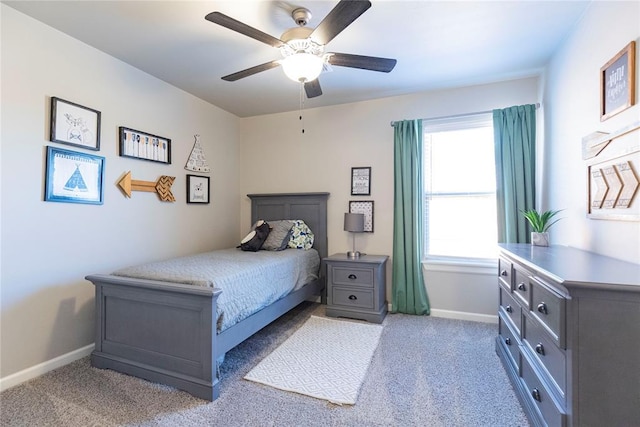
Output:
600 41 636 121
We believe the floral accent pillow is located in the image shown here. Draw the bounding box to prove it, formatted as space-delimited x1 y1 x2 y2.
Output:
287 220 314 250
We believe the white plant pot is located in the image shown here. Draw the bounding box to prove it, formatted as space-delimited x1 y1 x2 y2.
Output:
531 232 549 247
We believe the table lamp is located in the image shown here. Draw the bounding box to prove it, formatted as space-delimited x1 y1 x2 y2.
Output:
344 212 365 258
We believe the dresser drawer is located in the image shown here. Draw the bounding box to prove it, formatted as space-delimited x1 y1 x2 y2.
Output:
498 257 513 291
332 287 374 309
331 267 374 287
513 265 531 309
523 315 566 398
498 314 520 371
530 277 565 348
499 286 522 334
521 353 566 427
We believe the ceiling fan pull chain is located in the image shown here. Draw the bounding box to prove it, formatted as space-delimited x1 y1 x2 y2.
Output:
299 81 305 134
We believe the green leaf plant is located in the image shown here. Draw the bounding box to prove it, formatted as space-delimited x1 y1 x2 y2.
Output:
521 209 563 233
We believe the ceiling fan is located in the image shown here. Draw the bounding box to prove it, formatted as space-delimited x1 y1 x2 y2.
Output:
204 0 397 98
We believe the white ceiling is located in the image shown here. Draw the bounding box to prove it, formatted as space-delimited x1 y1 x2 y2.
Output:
4 0 591 117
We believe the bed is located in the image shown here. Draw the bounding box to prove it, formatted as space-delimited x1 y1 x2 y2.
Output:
85 192 329 401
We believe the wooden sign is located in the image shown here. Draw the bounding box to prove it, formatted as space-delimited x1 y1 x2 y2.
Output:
117 171 175 202
600 41 636 121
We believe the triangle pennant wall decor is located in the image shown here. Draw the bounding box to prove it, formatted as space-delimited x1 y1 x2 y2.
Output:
185 134 210 173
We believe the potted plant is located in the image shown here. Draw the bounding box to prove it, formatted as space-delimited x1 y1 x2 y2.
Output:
521 209 563 246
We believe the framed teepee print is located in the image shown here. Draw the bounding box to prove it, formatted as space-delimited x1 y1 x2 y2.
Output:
44 146 105 204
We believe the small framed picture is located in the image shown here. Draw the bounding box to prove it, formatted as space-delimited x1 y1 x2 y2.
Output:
349 200 374 232
44 146 105 205
119 127 171 164
187 174 210 204
351 166 371 195
600 41 636 121
50 97 101 151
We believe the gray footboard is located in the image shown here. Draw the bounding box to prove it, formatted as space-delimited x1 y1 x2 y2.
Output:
87 274 222 401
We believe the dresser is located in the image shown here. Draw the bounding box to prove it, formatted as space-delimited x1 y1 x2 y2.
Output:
324 254 388 323
496 244 640 427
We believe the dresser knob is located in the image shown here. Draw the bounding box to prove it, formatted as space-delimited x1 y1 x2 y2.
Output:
505 305 513 313
500 269 508 276
535 343 545 355
505 337 512 346
348 295 357 300
537 302 548 315
518 283 526 291
531 388 541 402
348 274 357 280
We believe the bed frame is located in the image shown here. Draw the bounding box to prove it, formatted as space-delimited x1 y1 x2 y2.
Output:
86 192 329 401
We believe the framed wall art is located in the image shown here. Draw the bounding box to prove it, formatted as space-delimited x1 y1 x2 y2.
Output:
600 41 636 121
119 126 171 164
50 97 101 150
44 146 105 205
187 174 210 204
349 200 374 232
351 166 371 195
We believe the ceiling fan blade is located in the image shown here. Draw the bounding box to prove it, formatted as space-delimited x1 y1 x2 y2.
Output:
304 79 323 98
310 0 372 45
328 53 397 72
221 61 281 82
205 12 284 48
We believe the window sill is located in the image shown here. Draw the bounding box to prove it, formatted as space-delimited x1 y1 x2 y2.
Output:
422 257 497 275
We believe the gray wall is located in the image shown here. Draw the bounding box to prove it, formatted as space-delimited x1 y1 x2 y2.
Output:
1 6 241 382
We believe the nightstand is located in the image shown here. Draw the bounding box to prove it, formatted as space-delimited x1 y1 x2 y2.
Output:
324 253 388 323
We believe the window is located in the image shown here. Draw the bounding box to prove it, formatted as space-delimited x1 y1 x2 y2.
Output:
423 113 497 261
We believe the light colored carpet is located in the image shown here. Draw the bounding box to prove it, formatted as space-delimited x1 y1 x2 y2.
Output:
0 302 530 426
244 315 383 405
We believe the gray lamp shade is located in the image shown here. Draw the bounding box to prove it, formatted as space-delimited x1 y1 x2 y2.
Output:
344 213 365 232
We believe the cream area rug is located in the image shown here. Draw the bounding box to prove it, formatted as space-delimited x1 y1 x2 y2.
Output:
244 315 384 405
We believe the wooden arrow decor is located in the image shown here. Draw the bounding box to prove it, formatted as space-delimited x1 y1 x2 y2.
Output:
117 171 176 202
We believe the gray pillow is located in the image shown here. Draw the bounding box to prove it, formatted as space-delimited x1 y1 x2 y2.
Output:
261 220 294 251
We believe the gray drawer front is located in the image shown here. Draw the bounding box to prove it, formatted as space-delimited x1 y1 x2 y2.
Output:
498 257 513 291
521 354 566 427
332 267 374 287
513 266 531 309
498 314 520 370
530 277 565 348
523 315 566 398
332 287 374 309
499 286 522 334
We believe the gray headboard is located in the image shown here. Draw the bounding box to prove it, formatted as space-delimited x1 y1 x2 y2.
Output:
247 192 329 261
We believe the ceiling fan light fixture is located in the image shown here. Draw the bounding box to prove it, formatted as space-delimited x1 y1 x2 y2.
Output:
281 53 324 83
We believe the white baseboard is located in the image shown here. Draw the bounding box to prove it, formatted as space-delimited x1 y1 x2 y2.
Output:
429 308 497 324
0 343 94 392
386 304 497 323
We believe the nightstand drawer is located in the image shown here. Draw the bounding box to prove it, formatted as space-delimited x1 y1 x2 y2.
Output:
332 287 374 309
331 267 374 287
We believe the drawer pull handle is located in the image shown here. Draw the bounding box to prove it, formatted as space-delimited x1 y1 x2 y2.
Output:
531 388 541 402
505 337 512 346
505 305 513 313
348 274 357 280
537 302 548 315
535 343 545 355
348 295 357 300
517 282 526 291
500 269 508 277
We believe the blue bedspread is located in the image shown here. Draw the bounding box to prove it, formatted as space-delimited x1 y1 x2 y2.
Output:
112 248 320 332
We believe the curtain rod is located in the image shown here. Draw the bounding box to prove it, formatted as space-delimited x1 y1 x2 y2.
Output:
390 103 540 127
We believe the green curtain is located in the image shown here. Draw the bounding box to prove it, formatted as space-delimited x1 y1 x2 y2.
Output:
493 104 537 243
392 120 430 315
